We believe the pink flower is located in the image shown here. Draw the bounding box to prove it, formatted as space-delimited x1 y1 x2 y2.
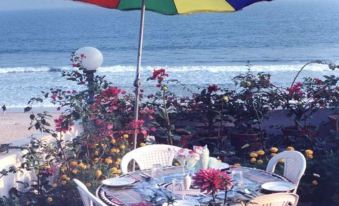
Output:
107 124 113 130
287 82 304 98
193 169 232 194
131 119 144 129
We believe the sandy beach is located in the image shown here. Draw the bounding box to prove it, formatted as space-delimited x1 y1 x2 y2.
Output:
0 108 59 145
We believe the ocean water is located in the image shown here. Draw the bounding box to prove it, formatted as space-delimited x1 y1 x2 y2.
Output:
0 0 338 107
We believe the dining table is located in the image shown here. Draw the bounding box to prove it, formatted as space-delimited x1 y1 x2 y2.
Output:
96 165 293 206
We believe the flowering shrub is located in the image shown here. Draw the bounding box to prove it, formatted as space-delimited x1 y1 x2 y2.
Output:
280 75 339 131
188 84 235 134
146 68 181 145
0 62 153 205
231 71 279 133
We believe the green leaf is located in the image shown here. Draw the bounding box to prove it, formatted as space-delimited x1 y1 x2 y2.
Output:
24 107 32 112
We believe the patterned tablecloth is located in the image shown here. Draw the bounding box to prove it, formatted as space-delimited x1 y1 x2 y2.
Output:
96 166 290 206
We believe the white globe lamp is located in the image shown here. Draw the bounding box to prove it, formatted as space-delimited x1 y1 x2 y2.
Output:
75 47 103 71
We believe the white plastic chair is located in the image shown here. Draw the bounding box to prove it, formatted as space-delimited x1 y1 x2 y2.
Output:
266 151 306 192
120 144 181 174
73 179 107 206
247 193 299 206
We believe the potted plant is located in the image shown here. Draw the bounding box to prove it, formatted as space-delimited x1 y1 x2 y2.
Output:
229 71 279 152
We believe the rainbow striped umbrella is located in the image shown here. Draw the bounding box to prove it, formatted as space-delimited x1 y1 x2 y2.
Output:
76 0 270 15
73 0 272 150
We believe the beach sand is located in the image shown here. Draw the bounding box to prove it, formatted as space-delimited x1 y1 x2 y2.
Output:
0 108 59 145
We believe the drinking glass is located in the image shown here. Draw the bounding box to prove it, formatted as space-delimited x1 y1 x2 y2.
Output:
172 179 185 200
231 170 244 190
151 164 163 184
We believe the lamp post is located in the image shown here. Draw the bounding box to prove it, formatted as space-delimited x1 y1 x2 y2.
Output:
74 47 103 104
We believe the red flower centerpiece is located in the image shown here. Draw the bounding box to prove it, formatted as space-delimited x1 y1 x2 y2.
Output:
193 169 232 205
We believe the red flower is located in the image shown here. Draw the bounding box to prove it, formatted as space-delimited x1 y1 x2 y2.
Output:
193 169 232 195
54 115 73 133
208 84 219 93
287 82 304 98
148 68 169 86
314 78 323 85
152 68 167 80
101 87 121 97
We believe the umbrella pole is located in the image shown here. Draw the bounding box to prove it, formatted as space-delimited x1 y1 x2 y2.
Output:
132 0 146 170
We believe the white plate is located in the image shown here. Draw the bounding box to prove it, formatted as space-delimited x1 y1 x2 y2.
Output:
102 177 136 187
261 181 295 192
219 163 230 170
163 199 200 206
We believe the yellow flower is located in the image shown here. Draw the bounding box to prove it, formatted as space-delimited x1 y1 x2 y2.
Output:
95 170 102 178
250 158 257 164
257 150 265 156
105 157 113 165
110 167 118 174
60 166 67 173
120 144 126 150
249 152 258 158
61 174 69 181
72 169 80 175
257 159 264 164
306 154 313 159
123 134 129 139
286 146 295 151
140 143 146 147
270 147 278 153
47 197 53 203
305 149 314 156
93 158 100 163
70 161 78 167
78 163 87 170
312 180 318 186
223 96 229 103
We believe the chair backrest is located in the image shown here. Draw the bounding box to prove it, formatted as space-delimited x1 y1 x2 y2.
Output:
120 144 181 174
247 193 299 206
266 151 306 191
73 179 107 206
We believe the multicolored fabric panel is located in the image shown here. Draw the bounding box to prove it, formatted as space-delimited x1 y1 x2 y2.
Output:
76 0 271 15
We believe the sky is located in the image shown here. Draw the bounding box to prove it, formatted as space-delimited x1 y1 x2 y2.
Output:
1 0 337 11
0 0 87 11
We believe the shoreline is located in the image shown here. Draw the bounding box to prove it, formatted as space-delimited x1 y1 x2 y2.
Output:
0 108 60 145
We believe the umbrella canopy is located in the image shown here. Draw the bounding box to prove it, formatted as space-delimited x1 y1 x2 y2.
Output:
77 0 271 15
